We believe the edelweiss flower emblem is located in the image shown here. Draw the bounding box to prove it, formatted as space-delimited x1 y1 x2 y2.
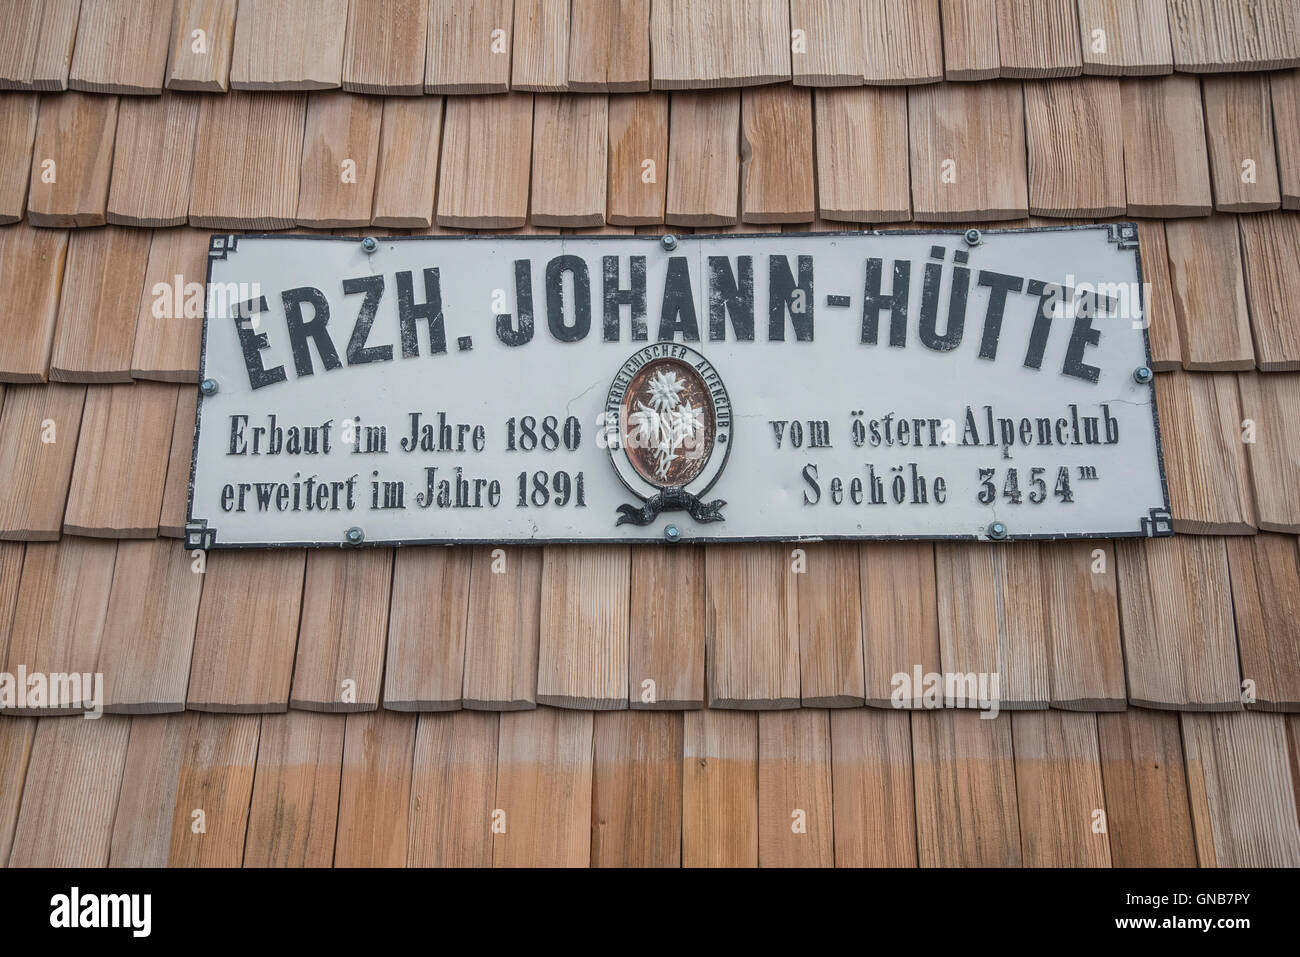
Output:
604 346 732 528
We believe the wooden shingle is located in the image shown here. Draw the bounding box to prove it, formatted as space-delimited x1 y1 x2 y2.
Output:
1226 534 1300 711
1120 75 1213 216
0 0 82 91
27 92 118 227
740 85 815 223
682 709 758 867
383 547 471 711
342 0 427 95
107 713 187 866
706 544 799 709
606 93 667 224
436 93 531 228
1041 541 1125 710
650 0 790 90
936 543 1050 709
230 0 346 91
1135 219 1182 370
0 93 38 223
1237 371 1300 532
158 386 198 536
1238 212 1300 371
187 550 307 712
166 0 237 92
862 0 943 85
131 227 207 382
49 226 151 383
860 542 940 707
493 707 593 867
590 710 683 867
994 0 1082 78
3 537 117 714
290 549 394 712
1167 0 1300 73
566 0 649 92
1154 371 1255 533
0 717 35 865
1024 78 1125 217
64 381 177 536
98 537 202 713
0 383 84 540
244 711 344 867
189 91 308 230
1202 75 1281 212
408 710 497 866
912 711 1021 866
461 545 541 709
813 87 909 222
537 546 629 709
372 96 443 227
665 91 739 227
908 81 1028 221
68 0 174 95
1272 70 1300 208
530 94 608 226
828 710 915 865
333 710 416 866
797 543 864 707
628 546 705 709
511 0 569 92
0 543 24 668
1096 710 1197 866
757 709 833 866
296 92 383 228
938 0 1000 81
1075 0 1174 76
0 225 68 383
426 0 514 94
107 93 200 227
1012 711 1111 866
1164 216 1254 370
789 0 864 87
1116 535 1242 710
7 715 130 866
1181 711 1300 866
167 713 260 866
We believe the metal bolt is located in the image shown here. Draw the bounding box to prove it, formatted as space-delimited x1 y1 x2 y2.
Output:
199 378 218 396
661 234 678 252
345 526 365 545
963 228 982 247
664 524 680 543
987 522 1008 541
1133 366 1154 385
361 236 378 253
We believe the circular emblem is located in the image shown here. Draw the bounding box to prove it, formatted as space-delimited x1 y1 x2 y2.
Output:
604 344 732 505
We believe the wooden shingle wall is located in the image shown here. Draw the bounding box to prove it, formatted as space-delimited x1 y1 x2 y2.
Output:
1 0 1299 869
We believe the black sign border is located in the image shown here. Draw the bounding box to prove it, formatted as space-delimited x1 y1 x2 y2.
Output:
185 225 1173 549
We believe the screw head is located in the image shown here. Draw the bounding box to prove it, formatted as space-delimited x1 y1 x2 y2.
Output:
963 228 982 247
361 236 378 253
199 378 218 396
345 526 364 545
664 524 680 543
661 234 678 252
1133 366 1154 385
987 521 1008 541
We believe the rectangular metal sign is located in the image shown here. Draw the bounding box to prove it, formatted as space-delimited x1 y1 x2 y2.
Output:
187 226 1171 548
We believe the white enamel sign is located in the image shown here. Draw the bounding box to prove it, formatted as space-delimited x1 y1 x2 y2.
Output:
187 227 1171 548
